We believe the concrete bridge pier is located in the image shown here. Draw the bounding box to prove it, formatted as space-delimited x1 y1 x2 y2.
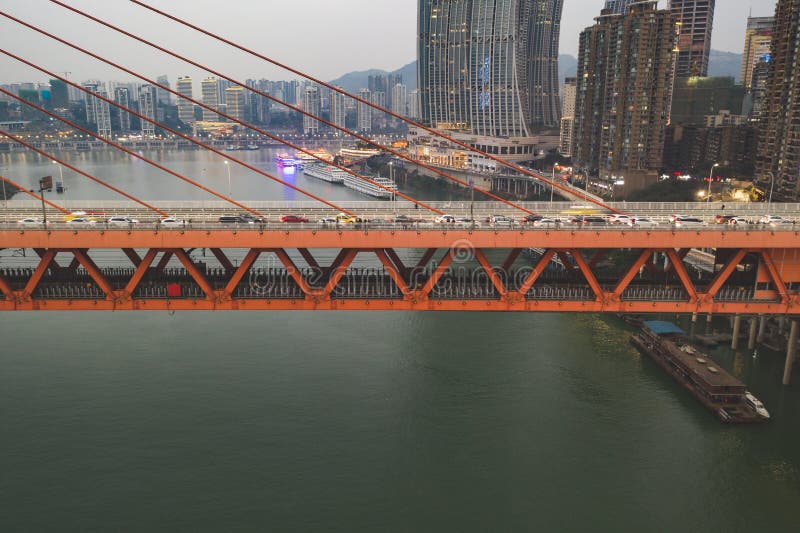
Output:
731 314 742 350
782 319 799 386
758 314 767 343
748 317 759 351
706 313 713 334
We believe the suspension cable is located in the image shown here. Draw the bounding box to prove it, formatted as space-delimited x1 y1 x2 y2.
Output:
0 174 70 214
123 0 621 214
31 3 534 215
0 48 354 216
1 89 265 218
0 130 169 216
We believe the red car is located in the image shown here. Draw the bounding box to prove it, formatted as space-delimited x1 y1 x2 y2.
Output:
281 214 309 223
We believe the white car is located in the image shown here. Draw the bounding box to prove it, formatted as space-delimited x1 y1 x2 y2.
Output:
673 217 705 228
727 217 751 226
159 217 185 227
107 216 139 226
434 214 456 224
533 218 560 228
609 214 632 224
17 217 47 227
66 217 97 226
759 214 784 224
769 219 795 227
628 217 659 228
488 215 516 227
318 217 339 227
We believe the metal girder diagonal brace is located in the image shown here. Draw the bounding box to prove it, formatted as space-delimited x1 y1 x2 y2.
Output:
273 249 313 296
173 248 215 299
419 249 455 298
224 249 261 296
611 249 654 299
501 248 522 272
759 250 790 304
569 249 603 301
374 249 409 296
384 248 407 276
664 248 698 302
705 249 749 299
518 250 555 296
0 273 13 298
210 248 235 273
122 248 142 267
664 248 690 274
474 249 507 296
297 248 320 270
72 249 115 299
124 249 158 296
23 249 56 298
321 249 358 298
155 251 174 271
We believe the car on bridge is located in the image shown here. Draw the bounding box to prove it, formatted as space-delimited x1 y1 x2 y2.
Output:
219 215 254 225
715 214 738 224
434 214 456 224
609 214 632 224
521 214 543 225
336 212 357 224
16 217 49 227
568 215 607 227
281 214 309 223
239 213 265 223
726 217 752 226
66 217 97 226
159 217 185 228
533 218 560 228
318 217 339 227
759 214 784 225
107 216 139 227
454 218 482 228
673 217 705 228
627 217 659 228
487 214 517 227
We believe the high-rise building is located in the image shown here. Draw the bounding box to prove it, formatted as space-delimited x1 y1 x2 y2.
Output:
156 75 171 105
603 0 634 13
201 77 221 121
741 16 774 89
114 87 131 132
138 85 156 136
176 76 195 125
418 0 563 137
225 86 246 122
573 1 677 179
392 83 408 116
82 82 112 138
407 90 420 119
559 77 577 157
302 85 321 134
330 88 346 130
756 0 800 200
357 88 371 131
669 0 715 78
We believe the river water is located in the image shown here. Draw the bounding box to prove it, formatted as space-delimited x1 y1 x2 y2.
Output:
1 150 799 531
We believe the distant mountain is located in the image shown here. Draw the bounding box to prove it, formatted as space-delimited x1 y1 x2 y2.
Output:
329 61 416 93
708 50 743 82
559 54 578 83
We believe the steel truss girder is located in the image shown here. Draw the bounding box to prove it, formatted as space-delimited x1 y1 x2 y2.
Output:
0 246 797 314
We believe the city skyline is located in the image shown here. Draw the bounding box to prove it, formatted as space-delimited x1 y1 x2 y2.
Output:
0 0 778 85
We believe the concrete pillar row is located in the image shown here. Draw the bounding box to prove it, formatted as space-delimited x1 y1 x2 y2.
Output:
783 320 799 386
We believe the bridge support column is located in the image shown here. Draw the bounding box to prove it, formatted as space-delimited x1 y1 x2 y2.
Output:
706 314 713 334
731 314 742 350
758 314 767 343
782 320 798 386
748 317 758 351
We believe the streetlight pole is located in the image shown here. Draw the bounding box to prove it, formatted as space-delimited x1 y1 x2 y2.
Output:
766 171 775 217
224 160 231 198
550 163 557 211
52 160 64 208
707 163 719 209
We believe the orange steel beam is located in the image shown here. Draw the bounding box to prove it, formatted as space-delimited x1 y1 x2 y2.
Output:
557 251 576 274
0 274 12 298
474 249 507 296
665 248 698 302
297 248 320 270
570 249 603 300
705 249 749 299
34 248 63 270
126 0 614 215
273 249 313 296
155 251 174 271
0 49 352 217
1 90 266 218
0 174 70 214
0 131 168 217
122 248 142 267
611 250 653 298
663 248 690 274
322 250 357 298
173 248 214 300
383 248 407 275
124 248 157 296
72 249 114 299
4 298 797 314
41 4 533 216
224 249 261 296
420 250 455 297
416 249 438 270
327 249 353 275
588 250 608 269
22 249 56 298
374 249 410 296
518 250 556 295
759 250 790 304
210 248 234 273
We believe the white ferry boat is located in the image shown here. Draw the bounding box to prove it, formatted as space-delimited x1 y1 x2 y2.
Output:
303 162 346 184
342 173 397 199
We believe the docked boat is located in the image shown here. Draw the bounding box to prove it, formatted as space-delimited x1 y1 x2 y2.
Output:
342 173 397 199
630 321 768 424
303 162 346 183
275 153 298 168
745 391 770 419
295 148 333 164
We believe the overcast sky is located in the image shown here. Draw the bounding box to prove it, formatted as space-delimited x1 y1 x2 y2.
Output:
0 0 779 85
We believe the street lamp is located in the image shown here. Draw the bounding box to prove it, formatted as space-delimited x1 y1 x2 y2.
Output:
224 160 231 197
706 163 719 207
52 160 64 207
766 171 775 217
550 163 558 210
